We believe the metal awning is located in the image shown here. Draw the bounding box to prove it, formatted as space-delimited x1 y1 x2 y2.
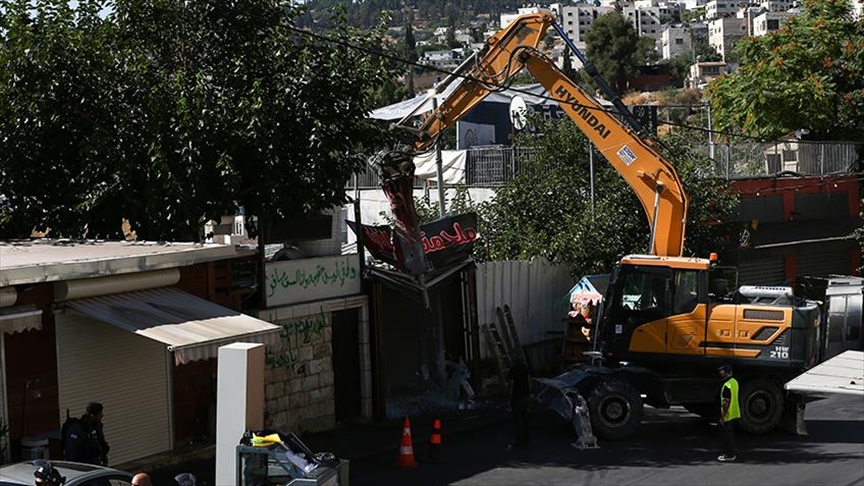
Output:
785 350 864 396
66 287 280 365
0 305 43 335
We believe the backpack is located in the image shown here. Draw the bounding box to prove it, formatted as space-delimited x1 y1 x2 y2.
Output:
60 410 80 457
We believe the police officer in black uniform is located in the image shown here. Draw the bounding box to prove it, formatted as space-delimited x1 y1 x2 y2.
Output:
63 402 110 465
33 460 66 486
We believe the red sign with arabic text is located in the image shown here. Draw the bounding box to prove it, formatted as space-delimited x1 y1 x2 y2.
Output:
348 212 478 273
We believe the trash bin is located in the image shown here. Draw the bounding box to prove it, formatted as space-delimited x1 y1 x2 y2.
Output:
20 437 49 460
236 431 340 486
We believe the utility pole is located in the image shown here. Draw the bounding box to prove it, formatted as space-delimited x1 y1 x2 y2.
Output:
589 145 596 214
431 89 446 218
707 103 715 161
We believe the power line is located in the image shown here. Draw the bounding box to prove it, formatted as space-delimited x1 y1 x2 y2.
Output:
284 24 861 147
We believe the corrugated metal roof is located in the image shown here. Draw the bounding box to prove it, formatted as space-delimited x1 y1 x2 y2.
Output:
0 240 250 286
66 287 280 364
785 350 864 396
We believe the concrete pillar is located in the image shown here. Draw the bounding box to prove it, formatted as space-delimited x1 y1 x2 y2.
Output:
215 343 265 486
358 304 373 419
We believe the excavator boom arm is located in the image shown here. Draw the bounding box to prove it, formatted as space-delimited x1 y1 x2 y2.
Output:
404 12 688 257
411 14 552 151
522 53 687 257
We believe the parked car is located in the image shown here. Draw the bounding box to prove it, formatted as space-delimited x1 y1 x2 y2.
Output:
0 460 133 486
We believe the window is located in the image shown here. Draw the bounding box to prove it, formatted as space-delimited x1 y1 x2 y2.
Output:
606 267 670 330
673 270 699 315
766 153 782 172
782 149 797 162
676 38 684 44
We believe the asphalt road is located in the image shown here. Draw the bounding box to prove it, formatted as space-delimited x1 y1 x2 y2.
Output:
352 393 864 486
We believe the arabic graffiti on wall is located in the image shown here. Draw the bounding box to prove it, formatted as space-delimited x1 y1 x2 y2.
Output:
265 255 361 307
266 311 329 375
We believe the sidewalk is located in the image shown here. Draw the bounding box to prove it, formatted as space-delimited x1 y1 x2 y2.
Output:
140 399 511 486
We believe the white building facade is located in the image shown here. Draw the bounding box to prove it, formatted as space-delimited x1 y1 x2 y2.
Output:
705 0 738 19
758 0 795 12
752 11 798 37
500 6 549 29
555 5 615 44
662 24 693 59
708 16 746 61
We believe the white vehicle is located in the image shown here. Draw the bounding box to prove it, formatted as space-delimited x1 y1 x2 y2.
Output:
0 460 133 486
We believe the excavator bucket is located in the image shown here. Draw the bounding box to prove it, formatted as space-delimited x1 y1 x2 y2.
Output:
533 370 599 449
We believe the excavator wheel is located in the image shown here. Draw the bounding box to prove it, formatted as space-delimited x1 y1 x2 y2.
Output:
586 378 644 440
739 378 784 434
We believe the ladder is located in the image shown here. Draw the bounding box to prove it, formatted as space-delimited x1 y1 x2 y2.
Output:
499 305 527 366
482 322 511 390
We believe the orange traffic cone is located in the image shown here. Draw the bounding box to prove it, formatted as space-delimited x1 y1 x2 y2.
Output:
428 418 446 462
396 416 418 468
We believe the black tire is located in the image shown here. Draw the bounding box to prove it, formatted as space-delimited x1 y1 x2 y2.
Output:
587 379 644 440
682 402 718 420
738 378 784 434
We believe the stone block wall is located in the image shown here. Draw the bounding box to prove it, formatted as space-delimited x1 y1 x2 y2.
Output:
263 311 336 434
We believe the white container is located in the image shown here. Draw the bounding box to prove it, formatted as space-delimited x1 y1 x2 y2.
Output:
20 437 49 460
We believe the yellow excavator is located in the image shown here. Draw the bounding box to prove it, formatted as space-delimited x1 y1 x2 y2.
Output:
393 12 820 439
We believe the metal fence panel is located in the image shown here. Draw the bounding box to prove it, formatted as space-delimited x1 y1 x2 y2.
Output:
475 258 575 358
347 140 859 189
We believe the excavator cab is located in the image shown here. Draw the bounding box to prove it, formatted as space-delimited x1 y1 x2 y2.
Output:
602 263 672 359
598 256 714 362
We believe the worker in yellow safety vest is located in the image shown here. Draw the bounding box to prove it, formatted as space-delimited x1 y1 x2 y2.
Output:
717 364 740 462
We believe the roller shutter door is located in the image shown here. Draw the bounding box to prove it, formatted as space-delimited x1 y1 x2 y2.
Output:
797 247 853 278
0 333 6 453
56 313 172 466
738 257 786 286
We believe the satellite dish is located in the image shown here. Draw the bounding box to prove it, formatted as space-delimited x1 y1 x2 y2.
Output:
509 96 528 131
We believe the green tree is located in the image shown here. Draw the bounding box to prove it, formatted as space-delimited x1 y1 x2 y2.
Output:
706 0 864 140
402 8 418 96
475 115 738 274
660 52 695 88
583 11 657 94
561 52 579 82
445 16 459 49
0 0 121 237
0 0 403 240
543 33 555 51
694 39 722 62
680 8 704 24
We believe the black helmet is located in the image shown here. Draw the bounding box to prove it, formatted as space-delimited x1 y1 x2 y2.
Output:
86 402 104 415
33 460 66 486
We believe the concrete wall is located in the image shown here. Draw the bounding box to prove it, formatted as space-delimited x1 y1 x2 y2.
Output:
263 311 336 434
0 332 7 464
